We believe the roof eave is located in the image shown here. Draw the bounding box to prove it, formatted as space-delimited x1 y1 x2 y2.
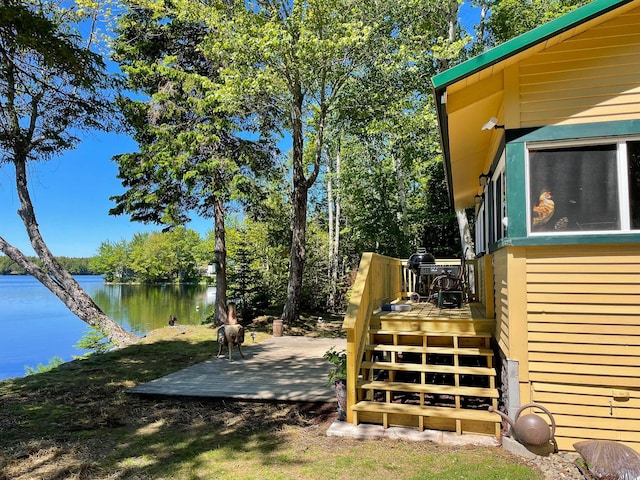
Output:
432 0 635 211
432 0 634 91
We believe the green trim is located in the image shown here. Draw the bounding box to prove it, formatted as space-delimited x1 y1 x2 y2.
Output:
492 119 640 251
435 94 456 208
507 119 640 144
491 233 640 251
505 143 527 239
432 0 633 90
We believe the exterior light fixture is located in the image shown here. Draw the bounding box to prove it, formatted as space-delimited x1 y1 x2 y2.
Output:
479 173 491 187
481 117 504 130
474 194 483 205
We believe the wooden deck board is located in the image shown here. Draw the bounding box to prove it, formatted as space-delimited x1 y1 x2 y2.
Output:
374 301 476 320
358 381 499 398
128 336 346 403
352 401 501 422
361 361 495 376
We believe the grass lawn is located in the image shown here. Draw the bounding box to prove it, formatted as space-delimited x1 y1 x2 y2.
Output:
0 320 543 479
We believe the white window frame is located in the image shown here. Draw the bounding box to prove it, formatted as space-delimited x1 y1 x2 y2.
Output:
491 154 506 243
475 201 486 256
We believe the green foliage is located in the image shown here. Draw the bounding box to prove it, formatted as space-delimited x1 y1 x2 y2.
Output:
89 239 134 281
420 159 462 258
24 356 64 376
0 1 115 166
479 0 588 47
226 228 271 320
223 217 289 312
91 228 203 283
73 326 116 358
300 221 331 311
321 2 467 260
0 255 97 275
111 1 274 228
323 347 347 386
130 227 202 283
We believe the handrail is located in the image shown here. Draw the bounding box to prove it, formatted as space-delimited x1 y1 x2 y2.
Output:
342 253 407 422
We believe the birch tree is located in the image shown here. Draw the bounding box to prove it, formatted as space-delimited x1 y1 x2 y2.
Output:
325 134 342 312
0 1 136 344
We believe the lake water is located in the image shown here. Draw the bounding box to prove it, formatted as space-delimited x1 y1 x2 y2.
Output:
0 275 216 381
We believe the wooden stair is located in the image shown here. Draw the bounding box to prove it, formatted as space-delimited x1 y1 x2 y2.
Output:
353 306 502 438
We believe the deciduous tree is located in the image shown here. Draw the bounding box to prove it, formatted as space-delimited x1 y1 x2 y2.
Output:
178 0 393 322
0 1 136 344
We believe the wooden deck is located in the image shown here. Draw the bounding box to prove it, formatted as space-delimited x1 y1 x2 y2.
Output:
129 336 346 403
371 301 494 336
374 301 487 321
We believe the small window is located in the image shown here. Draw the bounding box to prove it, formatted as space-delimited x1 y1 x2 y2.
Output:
493 171 506 241
528 145 620 233
475 201 486 255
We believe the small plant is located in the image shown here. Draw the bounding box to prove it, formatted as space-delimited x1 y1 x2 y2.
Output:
25 356 64 376
323 347 346 387
324 347 347 421
73 325 116 358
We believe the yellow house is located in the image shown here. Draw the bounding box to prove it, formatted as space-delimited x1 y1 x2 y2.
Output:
433 0 640 452
343 0 640 453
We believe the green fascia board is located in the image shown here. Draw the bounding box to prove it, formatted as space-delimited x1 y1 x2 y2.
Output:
432 0 634 91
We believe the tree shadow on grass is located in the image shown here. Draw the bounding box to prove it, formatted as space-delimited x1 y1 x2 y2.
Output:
0 331 337 479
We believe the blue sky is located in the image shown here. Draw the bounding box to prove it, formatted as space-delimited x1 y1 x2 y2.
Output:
0 132 213 258
0 2 480 259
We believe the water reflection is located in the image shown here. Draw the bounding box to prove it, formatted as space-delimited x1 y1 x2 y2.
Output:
0 275 216 380
92 282 216 335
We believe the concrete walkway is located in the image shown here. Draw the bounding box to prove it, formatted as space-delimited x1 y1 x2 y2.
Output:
326 421 500 447
129 336 346 403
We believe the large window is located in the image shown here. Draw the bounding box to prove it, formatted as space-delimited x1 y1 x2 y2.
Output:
527 140 640 234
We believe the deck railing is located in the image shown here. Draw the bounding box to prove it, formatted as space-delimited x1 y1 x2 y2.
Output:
342 253 410 422
342 253 472 423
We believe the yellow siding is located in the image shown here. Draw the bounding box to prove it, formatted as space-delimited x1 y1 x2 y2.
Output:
524 245 640 452
518 6 640 127
533 382 640 452
493 249 509 357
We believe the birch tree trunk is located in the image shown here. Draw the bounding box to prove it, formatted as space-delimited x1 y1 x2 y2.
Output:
442 0 475 260
327 151 336 311
327 140 342 313
1 156 138 345
456 209 475 260
393 150 409 237
333 146 341 310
